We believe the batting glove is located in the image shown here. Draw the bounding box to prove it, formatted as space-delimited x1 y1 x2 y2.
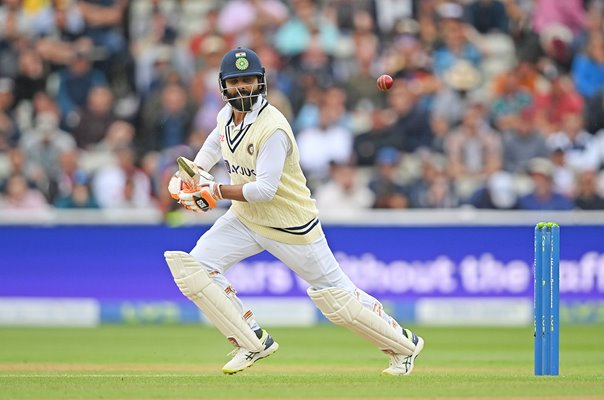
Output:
179 182 223 213
168 169 215 201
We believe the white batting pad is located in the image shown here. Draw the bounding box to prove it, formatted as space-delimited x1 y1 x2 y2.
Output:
164 251 263 351
307 287 415 355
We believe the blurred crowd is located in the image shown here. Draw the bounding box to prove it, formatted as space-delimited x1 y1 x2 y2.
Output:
2 0 604 215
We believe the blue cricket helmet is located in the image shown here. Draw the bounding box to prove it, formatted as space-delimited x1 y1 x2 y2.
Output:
218 47 267 111
219 47 265 81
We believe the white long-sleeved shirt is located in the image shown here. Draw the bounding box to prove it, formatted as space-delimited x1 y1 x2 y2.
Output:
194 128 291 202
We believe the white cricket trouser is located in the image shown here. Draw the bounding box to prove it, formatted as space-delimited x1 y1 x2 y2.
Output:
190 209 398 331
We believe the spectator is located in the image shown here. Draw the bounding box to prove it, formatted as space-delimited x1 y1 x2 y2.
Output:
517 157 574 210
19 90 61 138
532 0 586 38
293 83 323 132
130 0 180 50
135 41 192 98
353 109 396 166
342 26 385 111
140 83 194 153
72 86 117 150
50 147 85 198
0 78 19 151
189 7 235 60
82 120 135 172
35 4 86 66
54 44 107 128
416 2 440 51
132 8 193 97
19 110 76 194
372 0 413 36
490 60 543 99
432 6 482 77
256 45 296 119
0 173 50 210
321 85 352 131
0 0 28 78
54 173 99 209
503 0 534 45
314 161 375 211
92 145 155 209
547 110 601 172
13 50 47 108
465 0 510 34
501 111 549 174
431 60 482 148
489 65 534 129
407 152 458 208
532 65 584 134
571 33 604 99
294 35 336 90
78 0 129 63
389 33 440 112
368 147 409 209
444 101 502 200
217 0 288 46
421 172 459 208
574 169 604 209
468 170 519 209
297 85 350 134
274 0 340 57
0 147 37 189
585 87 604 134
383 81 433 154
297 97 353 186
51 148 97 209
30 90 59 117
190 37 228 134
549 147 576 198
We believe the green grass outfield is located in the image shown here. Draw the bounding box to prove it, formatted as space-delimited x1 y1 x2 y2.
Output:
0 325 602 399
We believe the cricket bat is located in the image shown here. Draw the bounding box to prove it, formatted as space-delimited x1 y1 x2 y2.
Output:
177 156 200 188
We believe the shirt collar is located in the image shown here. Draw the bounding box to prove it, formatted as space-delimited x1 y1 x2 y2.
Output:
227 96 267 127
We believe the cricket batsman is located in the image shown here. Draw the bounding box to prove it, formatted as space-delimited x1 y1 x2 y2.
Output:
166 47 424 375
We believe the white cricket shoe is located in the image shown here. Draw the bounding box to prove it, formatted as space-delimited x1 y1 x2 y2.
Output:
382 329 424 376
222 329 279 375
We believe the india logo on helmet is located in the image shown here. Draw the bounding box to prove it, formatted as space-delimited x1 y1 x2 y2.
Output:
235 55 249 71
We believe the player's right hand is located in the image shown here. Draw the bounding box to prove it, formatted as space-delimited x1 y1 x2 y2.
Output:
178 184 220 213
168 169 215 201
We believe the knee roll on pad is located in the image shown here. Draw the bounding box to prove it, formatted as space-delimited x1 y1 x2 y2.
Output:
307 287 415 355
164 251 263 351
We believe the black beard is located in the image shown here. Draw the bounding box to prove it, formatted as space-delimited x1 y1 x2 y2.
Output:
228 94 259 112
225 84 264 112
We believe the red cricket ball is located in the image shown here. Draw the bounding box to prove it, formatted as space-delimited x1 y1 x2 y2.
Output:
377 74 393 91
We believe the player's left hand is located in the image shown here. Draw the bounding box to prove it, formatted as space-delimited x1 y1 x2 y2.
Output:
168 168 215 201
178 182 223 213
168 172 185 201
